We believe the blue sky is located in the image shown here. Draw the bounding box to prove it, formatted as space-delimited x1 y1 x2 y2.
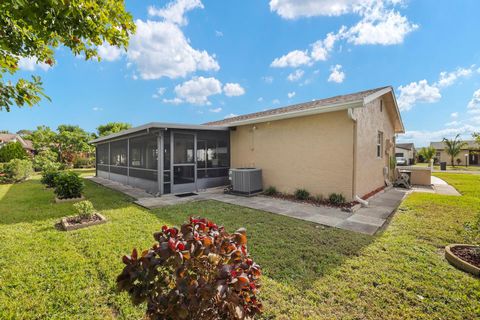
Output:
2 0 480 146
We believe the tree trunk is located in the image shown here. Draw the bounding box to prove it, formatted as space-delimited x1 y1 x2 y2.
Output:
451 156 455 167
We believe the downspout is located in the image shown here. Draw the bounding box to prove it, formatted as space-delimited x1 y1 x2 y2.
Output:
348 108 367 205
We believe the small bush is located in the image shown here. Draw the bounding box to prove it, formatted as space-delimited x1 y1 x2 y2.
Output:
73 200 95 219
73 157 95 168
0 142 28 162
329 193 346 205
33 149 59 171
315 194 324 202
117 217 263 320
264 186 277 196
54 171 84 199
41 169 60 188
2 159 33 182
294 188 310 200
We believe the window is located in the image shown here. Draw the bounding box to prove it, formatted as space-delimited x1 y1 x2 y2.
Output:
395 152 404 157
376 131 383 158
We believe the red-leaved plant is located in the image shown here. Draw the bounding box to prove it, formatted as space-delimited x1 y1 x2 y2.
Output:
117 217 262 320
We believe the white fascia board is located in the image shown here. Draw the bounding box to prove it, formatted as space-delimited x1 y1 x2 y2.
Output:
224 100 364 127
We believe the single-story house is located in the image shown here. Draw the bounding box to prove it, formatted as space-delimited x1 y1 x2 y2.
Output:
430 140 479 166
0 133 35 155
90 86 404 201
395 143 416 165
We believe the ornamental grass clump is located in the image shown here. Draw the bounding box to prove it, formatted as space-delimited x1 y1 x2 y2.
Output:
117 217 262 320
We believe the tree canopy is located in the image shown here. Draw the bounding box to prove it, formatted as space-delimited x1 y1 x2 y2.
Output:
1 0 135 111
97 122 132 137
0 141 28 162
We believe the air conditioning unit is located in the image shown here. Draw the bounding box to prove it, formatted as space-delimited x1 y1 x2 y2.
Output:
229 168 263 195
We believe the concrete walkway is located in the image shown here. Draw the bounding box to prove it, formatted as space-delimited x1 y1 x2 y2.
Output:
431 176 461 196
135 187 408 235
87 176 154 199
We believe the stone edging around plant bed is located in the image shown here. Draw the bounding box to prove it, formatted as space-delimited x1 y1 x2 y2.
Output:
54 195 85 203
61 213 107 231
445 244 480 276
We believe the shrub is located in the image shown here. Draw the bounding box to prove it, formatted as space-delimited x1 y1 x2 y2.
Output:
41 169 60 188
456 158 462 166
2 159 33 182
315 194 324 202
54 171 84 199
73 200 95 219
329 193 346 205
117 217 263 320
294 188 310 200
0 142 28 162
33 149 59 171
264 186 277 196
73 157 95 168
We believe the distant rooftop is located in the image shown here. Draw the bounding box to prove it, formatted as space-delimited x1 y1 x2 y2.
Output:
430 140 478 149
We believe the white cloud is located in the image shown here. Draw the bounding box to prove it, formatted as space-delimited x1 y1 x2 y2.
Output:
399 124 479 147
344 3 418 45
162 97 183 105
18 57 50 71
287 91 296 98
271 50 311 68
269 0 364 19
128 20 219 80
398 65 478 111
270 1 417 67
468 89 480 110
262 76 274 84
451 112 459 118
272 99 280 104
98 43 124 61
152 87 167 99
445 121 459 127
209 107 222 113
170 76 222 105
436 67 474 88
287 69 305 81
328 64 345 83
223 83 245 97
257 97 264 102
397 80 441 111
224 113 238 119
92 107 103 112
148 0 203 26
215 30 223 37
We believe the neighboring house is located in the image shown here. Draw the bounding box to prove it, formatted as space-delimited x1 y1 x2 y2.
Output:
0 133 35 155
430 140 479 166
395 143 416 165
90 86 404 201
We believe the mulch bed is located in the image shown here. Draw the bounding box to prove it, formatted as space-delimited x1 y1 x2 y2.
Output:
450 246 480 268
64 214 103 225
361 186 385 200
265 193 358 209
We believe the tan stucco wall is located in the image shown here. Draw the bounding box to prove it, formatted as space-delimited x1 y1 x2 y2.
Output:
353 97 396 198
436 150 470 165
409 168 431 185
230 111 355 200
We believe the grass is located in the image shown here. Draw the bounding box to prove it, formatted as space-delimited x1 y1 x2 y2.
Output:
413 162 480 172
0 172 479 319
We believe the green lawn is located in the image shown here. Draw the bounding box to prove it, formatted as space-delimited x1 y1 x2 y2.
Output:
0 173 479 319
413 163 480 172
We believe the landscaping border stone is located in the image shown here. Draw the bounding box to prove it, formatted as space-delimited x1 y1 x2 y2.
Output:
445 244 480 276
54 195 85 203
60 212 107 231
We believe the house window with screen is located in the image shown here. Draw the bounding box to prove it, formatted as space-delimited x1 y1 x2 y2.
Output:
377 131 383 158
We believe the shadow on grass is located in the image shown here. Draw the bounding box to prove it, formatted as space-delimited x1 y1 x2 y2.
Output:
149 200 375 291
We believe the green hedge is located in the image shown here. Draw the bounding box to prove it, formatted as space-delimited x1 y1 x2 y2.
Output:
0 142 28 162
54 171 84 199
1 159 33 183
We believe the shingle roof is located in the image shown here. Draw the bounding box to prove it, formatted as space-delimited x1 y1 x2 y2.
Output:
0 133 34 150
396 143 415 150
430 140 478 149
204 86 391 126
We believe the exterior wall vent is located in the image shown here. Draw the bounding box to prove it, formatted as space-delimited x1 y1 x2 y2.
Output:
229 168 263 195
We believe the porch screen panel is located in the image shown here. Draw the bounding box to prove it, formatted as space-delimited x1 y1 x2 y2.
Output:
96 143 109 171
110 140 128 175
129 135 158 170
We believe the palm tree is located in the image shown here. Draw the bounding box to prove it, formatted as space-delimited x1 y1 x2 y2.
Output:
443 134 467 167
418 146 436 167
